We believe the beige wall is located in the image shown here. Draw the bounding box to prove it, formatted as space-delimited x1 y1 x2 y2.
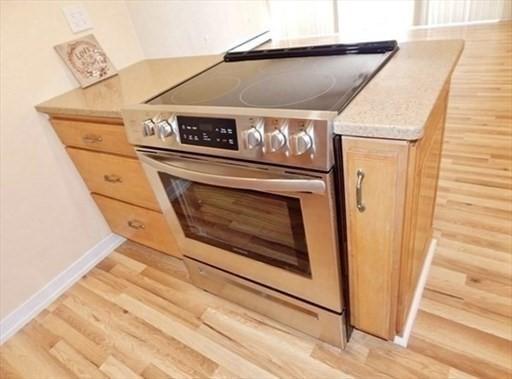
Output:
0 1 144 319
126 0 269 58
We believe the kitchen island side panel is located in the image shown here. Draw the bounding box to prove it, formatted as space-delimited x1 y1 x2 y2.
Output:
396 83 450 334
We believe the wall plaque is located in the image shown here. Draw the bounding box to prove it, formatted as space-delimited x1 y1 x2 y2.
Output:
55 34 117 88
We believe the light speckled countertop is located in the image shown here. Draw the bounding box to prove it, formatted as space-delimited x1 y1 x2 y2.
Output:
36 55 222 119
334 39 464 140
37 40 463 140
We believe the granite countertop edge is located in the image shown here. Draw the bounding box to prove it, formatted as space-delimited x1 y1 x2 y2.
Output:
334 122 425 140
35 104 122 119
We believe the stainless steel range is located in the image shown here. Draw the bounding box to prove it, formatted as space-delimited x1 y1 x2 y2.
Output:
121 41 397 348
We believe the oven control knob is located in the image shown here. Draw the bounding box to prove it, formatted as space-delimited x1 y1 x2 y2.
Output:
143 119 156 137
264 129 286 153
156 119 174 141
242 127 262 149
289 130 313 156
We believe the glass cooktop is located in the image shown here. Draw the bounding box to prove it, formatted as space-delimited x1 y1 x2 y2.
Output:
149 48 396 112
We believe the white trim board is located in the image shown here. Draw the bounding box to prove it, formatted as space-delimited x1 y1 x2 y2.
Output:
0 233 125 345
393 238 437 348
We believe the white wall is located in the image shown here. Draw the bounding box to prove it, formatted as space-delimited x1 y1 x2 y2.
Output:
0 1 144 319
415 0 512 25
337 0 415 41
266 0 415 41
126 0 269 58
268 0 336 40
267 0 511 42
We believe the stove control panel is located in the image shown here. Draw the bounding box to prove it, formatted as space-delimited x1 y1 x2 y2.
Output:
123 109 333 171
176 116 238 150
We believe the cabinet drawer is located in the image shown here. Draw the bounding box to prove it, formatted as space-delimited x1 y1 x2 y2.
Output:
68 148 160 211
93 194 181 258
51 118 136 157
184 257 345 348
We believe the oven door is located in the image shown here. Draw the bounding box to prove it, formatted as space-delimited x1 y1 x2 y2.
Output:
138 149 343 312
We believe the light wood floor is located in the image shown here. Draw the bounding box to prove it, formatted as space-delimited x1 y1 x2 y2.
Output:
2 22 511 379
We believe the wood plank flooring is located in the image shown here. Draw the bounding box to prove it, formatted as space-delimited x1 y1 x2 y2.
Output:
1 21 511 379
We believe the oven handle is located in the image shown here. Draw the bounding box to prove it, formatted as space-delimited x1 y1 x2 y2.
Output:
139 153 326 194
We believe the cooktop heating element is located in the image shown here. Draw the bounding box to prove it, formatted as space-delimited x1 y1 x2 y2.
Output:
149 48 395 112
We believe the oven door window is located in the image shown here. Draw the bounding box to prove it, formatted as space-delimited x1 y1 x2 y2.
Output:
159 172 311 277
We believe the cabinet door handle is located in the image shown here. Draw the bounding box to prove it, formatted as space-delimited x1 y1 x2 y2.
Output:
127 219 145 230
356 169 366 212
82 134 103 143
103 174 122 183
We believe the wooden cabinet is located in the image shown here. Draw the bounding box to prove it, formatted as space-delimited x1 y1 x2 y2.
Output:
51 118 136 157
50 116 181 258
342 85 449 340
343 138 409 339
67 148 160 211
93 194 179 256
396 86 448 333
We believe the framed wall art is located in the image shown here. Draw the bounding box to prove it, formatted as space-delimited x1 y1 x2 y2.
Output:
55 34 117 88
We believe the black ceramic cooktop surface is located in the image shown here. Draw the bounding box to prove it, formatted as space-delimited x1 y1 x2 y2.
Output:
149 50 395 112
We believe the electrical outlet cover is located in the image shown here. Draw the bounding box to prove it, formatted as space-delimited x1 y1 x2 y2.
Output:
62 4 93 33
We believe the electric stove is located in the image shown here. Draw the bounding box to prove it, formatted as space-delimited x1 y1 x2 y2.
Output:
120 40 399 348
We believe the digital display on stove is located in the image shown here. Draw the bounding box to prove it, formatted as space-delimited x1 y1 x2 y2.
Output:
177 116 238 150
199 123 213 132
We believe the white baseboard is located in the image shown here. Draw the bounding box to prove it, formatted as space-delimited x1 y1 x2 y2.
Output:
0 233 125 345
393 238 437 348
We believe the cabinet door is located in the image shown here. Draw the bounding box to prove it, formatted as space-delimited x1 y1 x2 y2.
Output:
342 137 409 339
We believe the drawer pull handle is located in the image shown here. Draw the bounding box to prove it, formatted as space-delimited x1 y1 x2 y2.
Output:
356 169 366 212
127 219 145 230
104 174 122 183
82 134 103 144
